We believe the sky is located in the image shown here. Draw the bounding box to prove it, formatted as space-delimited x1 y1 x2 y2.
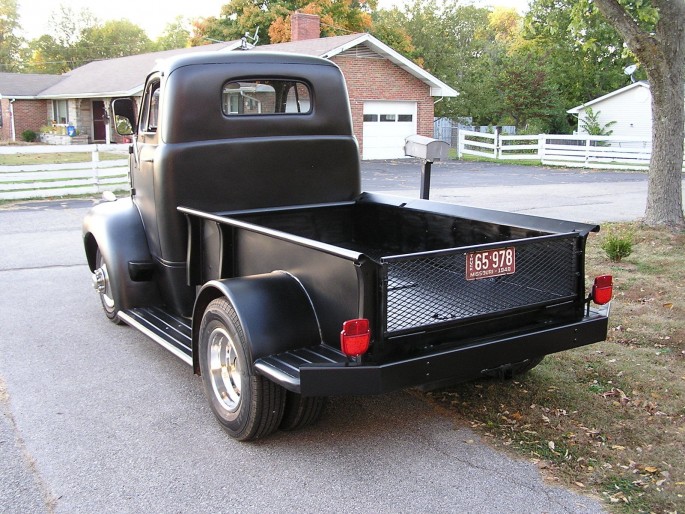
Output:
17 0 531 41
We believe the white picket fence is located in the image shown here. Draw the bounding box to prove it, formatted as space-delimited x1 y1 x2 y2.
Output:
457 130 684 171
0 144 130 200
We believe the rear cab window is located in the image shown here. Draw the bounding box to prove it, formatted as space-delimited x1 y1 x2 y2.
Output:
222 79 311 116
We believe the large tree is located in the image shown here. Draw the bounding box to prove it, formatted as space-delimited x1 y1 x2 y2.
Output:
79 20 153 60
26 5 98 72
155 16 191 51
524 0 635 109
0 0 23 71
191 0 376 46
591 0 684 228
26 6 153 73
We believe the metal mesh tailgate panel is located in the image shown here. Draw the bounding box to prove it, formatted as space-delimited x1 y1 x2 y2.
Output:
382 234 579 334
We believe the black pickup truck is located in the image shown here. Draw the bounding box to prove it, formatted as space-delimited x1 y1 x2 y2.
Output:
83 51 612 441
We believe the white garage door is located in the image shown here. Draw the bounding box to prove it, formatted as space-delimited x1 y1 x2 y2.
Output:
363 101 417 160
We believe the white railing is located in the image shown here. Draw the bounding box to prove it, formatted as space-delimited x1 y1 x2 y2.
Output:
0 144 130 200
498 134 541 161
540 135 653 169
458 130 684 170
457 130 497 159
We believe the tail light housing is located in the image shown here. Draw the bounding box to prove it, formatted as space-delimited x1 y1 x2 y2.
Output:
340 318 370 357
592 275 613 305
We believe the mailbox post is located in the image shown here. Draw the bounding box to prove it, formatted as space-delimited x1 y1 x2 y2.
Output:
404 135 450 199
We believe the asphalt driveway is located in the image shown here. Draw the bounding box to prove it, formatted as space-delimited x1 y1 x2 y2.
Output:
0 160 652 513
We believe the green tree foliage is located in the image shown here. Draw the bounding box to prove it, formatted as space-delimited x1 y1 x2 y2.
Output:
370 8 416 58
155 16 191 50
80 20 153 60
523 0 636 110
190 0 376 46
26 6 153 73
375 0 503 122
496 51 561 131
0 0 24 71
26 5 99 73
579 107 616 136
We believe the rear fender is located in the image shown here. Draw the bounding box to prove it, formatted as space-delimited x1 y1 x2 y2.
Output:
192 272 321 375
82 198 160 310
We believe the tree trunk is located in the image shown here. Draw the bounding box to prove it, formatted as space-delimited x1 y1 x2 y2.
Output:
594 0 685 229
646 62 684 227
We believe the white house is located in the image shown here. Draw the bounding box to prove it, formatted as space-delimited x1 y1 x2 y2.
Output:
567 81 652 138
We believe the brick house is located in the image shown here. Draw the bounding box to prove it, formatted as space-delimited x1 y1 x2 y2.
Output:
252 13 458 159
0 73 63 141
0 13 456 159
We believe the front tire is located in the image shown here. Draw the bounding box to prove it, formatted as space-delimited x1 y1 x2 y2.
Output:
199 298 285 441
94 249 122 324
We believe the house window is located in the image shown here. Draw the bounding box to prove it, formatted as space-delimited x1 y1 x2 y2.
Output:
222 80 311 115
363 114 378 122
53 100 69 125
398 114 413 122
380 114 396 122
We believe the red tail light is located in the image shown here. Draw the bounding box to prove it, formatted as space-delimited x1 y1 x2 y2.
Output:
592 275 613 305
340 318 370 357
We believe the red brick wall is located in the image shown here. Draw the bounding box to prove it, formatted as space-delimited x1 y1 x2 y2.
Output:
291 12 321 41
332 55 434 157
0 99 48 141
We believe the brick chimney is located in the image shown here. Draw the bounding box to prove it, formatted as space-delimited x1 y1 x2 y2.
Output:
291 12 321 41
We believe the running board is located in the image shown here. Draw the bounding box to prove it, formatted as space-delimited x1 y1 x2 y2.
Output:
254 345 348 393
118 307 193 366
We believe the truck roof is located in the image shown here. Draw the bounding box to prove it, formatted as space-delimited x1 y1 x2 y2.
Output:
151 50 338 78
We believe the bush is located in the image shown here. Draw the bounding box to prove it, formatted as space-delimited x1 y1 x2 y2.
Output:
21 129 37 142
601 227 634 262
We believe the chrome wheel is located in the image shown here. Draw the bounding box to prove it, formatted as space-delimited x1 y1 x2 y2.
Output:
199 298 286 440
94 249 121 323
207 327 242 412
94 261 115 310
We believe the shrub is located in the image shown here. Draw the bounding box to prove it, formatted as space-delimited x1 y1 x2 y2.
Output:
21 129 37 142
601 227 634 262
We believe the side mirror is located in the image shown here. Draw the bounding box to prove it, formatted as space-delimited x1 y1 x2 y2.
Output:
112 98 136 136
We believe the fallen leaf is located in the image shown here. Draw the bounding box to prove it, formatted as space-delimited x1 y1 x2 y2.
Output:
663 302 673 309
574 481 585 488
548 441 555 451
644 466 659 474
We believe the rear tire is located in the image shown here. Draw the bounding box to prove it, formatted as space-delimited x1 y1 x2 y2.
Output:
199 298 285 441
95 249 122 324
280 392 325 431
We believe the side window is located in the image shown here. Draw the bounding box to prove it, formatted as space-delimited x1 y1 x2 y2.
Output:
140 80 161 132
222 80 311 116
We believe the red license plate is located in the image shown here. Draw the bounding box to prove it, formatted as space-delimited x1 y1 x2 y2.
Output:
466 247 516 281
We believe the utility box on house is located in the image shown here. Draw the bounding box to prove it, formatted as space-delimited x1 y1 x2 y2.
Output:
404 135 450 162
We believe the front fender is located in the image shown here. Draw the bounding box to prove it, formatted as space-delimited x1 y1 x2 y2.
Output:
83 198 160 311
192 272 321 375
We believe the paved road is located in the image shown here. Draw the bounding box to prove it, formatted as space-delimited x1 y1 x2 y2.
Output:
0 161 647 513
362 159 674 224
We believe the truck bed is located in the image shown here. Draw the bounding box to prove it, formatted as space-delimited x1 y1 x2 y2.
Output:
182 193 595 341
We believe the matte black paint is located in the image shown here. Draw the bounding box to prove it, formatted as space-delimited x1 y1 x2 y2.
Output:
83 52 610 400
191 273 320 374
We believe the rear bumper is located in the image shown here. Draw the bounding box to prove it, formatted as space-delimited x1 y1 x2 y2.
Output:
296 311 608 396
